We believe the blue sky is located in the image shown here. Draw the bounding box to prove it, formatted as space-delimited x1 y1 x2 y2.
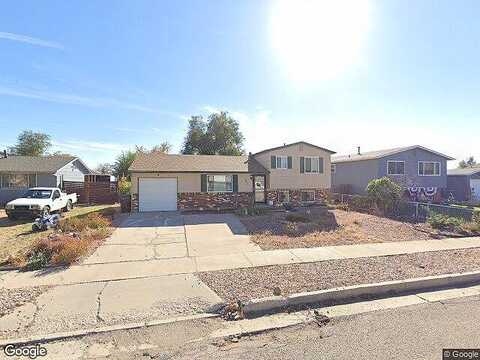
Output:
1 0 479 168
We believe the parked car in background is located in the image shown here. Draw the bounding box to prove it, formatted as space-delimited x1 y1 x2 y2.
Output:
5 187 78 220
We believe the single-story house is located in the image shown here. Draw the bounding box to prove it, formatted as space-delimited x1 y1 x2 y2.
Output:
0 154 91 205
447 166 480 202
128 141 335 212
332 145 455 200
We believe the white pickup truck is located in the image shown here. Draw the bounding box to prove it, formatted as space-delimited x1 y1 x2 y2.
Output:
5 187 78 220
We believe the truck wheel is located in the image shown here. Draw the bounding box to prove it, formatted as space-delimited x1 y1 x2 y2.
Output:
65 200 73 212
43 206 51 216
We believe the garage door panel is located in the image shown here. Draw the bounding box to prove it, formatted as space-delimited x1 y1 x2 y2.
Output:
139 178 177 212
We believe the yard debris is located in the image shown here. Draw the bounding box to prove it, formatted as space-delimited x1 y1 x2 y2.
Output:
272 287 282 296
221 300 244 321
312 310 330 327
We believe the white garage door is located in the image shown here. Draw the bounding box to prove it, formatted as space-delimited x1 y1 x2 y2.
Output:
139 178 177 212
471 179 480 201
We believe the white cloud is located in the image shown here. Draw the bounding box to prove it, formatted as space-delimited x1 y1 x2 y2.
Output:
0 86 176 115
0 31 63 49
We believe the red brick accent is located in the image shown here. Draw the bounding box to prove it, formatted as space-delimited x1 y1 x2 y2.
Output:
266 188 330 206
178 192 251 211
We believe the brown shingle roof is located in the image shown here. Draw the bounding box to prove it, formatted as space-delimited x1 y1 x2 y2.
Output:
448 166 480 176
0 155 76 173
129 152 268 174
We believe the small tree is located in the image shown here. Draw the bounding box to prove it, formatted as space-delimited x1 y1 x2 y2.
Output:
117 177 131 194
459 156 477 168
95 163 114 175
9 130 51 156
113 151 136 180
366 177 402 215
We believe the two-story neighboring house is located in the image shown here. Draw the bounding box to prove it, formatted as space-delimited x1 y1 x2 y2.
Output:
128 141 335 212
332 145 455 199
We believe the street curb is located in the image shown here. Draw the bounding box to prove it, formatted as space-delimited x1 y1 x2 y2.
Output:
0 313 219 348
243 270 480 317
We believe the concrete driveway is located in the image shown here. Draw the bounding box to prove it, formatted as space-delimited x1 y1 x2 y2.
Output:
0 212 261 339
84 212 260 265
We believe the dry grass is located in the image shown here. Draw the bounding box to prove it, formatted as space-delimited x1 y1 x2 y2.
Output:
0 204 119 266
240 207 462 250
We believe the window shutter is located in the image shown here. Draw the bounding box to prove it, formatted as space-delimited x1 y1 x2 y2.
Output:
287 156 292 169
233 175 238 192
271 156 277 169
319 157 324 174
300 157 305 173
201 174 207 192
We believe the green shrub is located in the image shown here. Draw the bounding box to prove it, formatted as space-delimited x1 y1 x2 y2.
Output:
427 213 464 231
349 195 373 212
118 177 131 195
25 252 50 271
366 177 402 215
285 213 309 223
473 210 480 224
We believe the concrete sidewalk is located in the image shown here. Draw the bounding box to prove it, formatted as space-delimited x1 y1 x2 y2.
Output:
2 237 480 289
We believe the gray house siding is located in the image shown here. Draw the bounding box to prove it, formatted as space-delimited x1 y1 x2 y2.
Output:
379 148 448 188
447 175 470 202
333 148 449 195
332 159 379 194
56 159 89 183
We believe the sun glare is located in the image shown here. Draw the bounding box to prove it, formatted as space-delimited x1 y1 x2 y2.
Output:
270 0 371 84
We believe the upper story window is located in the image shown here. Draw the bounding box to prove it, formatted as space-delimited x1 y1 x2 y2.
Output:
305 156 321 173
418 161 441 176
387 161 405 175
276 156 288 169
207 175 233 192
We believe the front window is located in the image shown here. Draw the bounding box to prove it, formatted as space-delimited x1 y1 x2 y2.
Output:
301 190 315 202
207 175 233 192
0 174 36 188
305 157 320 173
387 161 405 175
23 189 52 199
276 156 288 169
418 161 441 176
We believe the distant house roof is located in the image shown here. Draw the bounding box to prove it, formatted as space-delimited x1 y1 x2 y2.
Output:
332 145 455 164
129 152 268 174
447 166 480 176
252 141 336 156
0 155 79 173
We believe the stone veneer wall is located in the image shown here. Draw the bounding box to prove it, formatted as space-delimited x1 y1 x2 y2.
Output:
266 188 329 206
178 192 251 211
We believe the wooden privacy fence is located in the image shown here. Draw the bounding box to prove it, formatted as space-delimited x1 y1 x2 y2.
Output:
63 176 118 205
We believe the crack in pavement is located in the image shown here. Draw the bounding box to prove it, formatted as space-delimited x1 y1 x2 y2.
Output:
96 282 109 323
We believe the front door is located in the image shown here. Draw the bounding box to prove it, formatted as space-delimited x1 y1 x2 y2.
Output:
254 175 266 203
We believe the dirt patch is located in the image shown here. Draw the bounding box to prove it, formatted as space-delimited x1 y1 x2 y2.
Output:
240 207 455 250
199 248 480 302
0 286 49 317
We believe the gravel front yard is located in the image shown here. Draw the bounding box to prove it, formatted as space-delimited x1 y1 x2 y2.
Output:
240 207 458 250
199 248 480 302
0 286 49 317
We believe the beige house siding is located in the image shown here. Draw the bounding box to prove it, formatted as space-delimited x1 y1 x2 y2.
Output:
131 172 252 194
253 143 332 190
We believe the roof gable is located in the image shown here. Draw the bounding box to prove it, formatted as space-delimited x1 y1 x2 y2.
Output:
332 145 455 164
252 141 336 157
0 155 78 173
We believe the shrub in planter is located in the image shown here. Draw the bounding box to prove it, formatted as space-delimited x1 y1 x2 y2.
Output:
427 213 464 231
349 195 373 212
366 177 402 215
